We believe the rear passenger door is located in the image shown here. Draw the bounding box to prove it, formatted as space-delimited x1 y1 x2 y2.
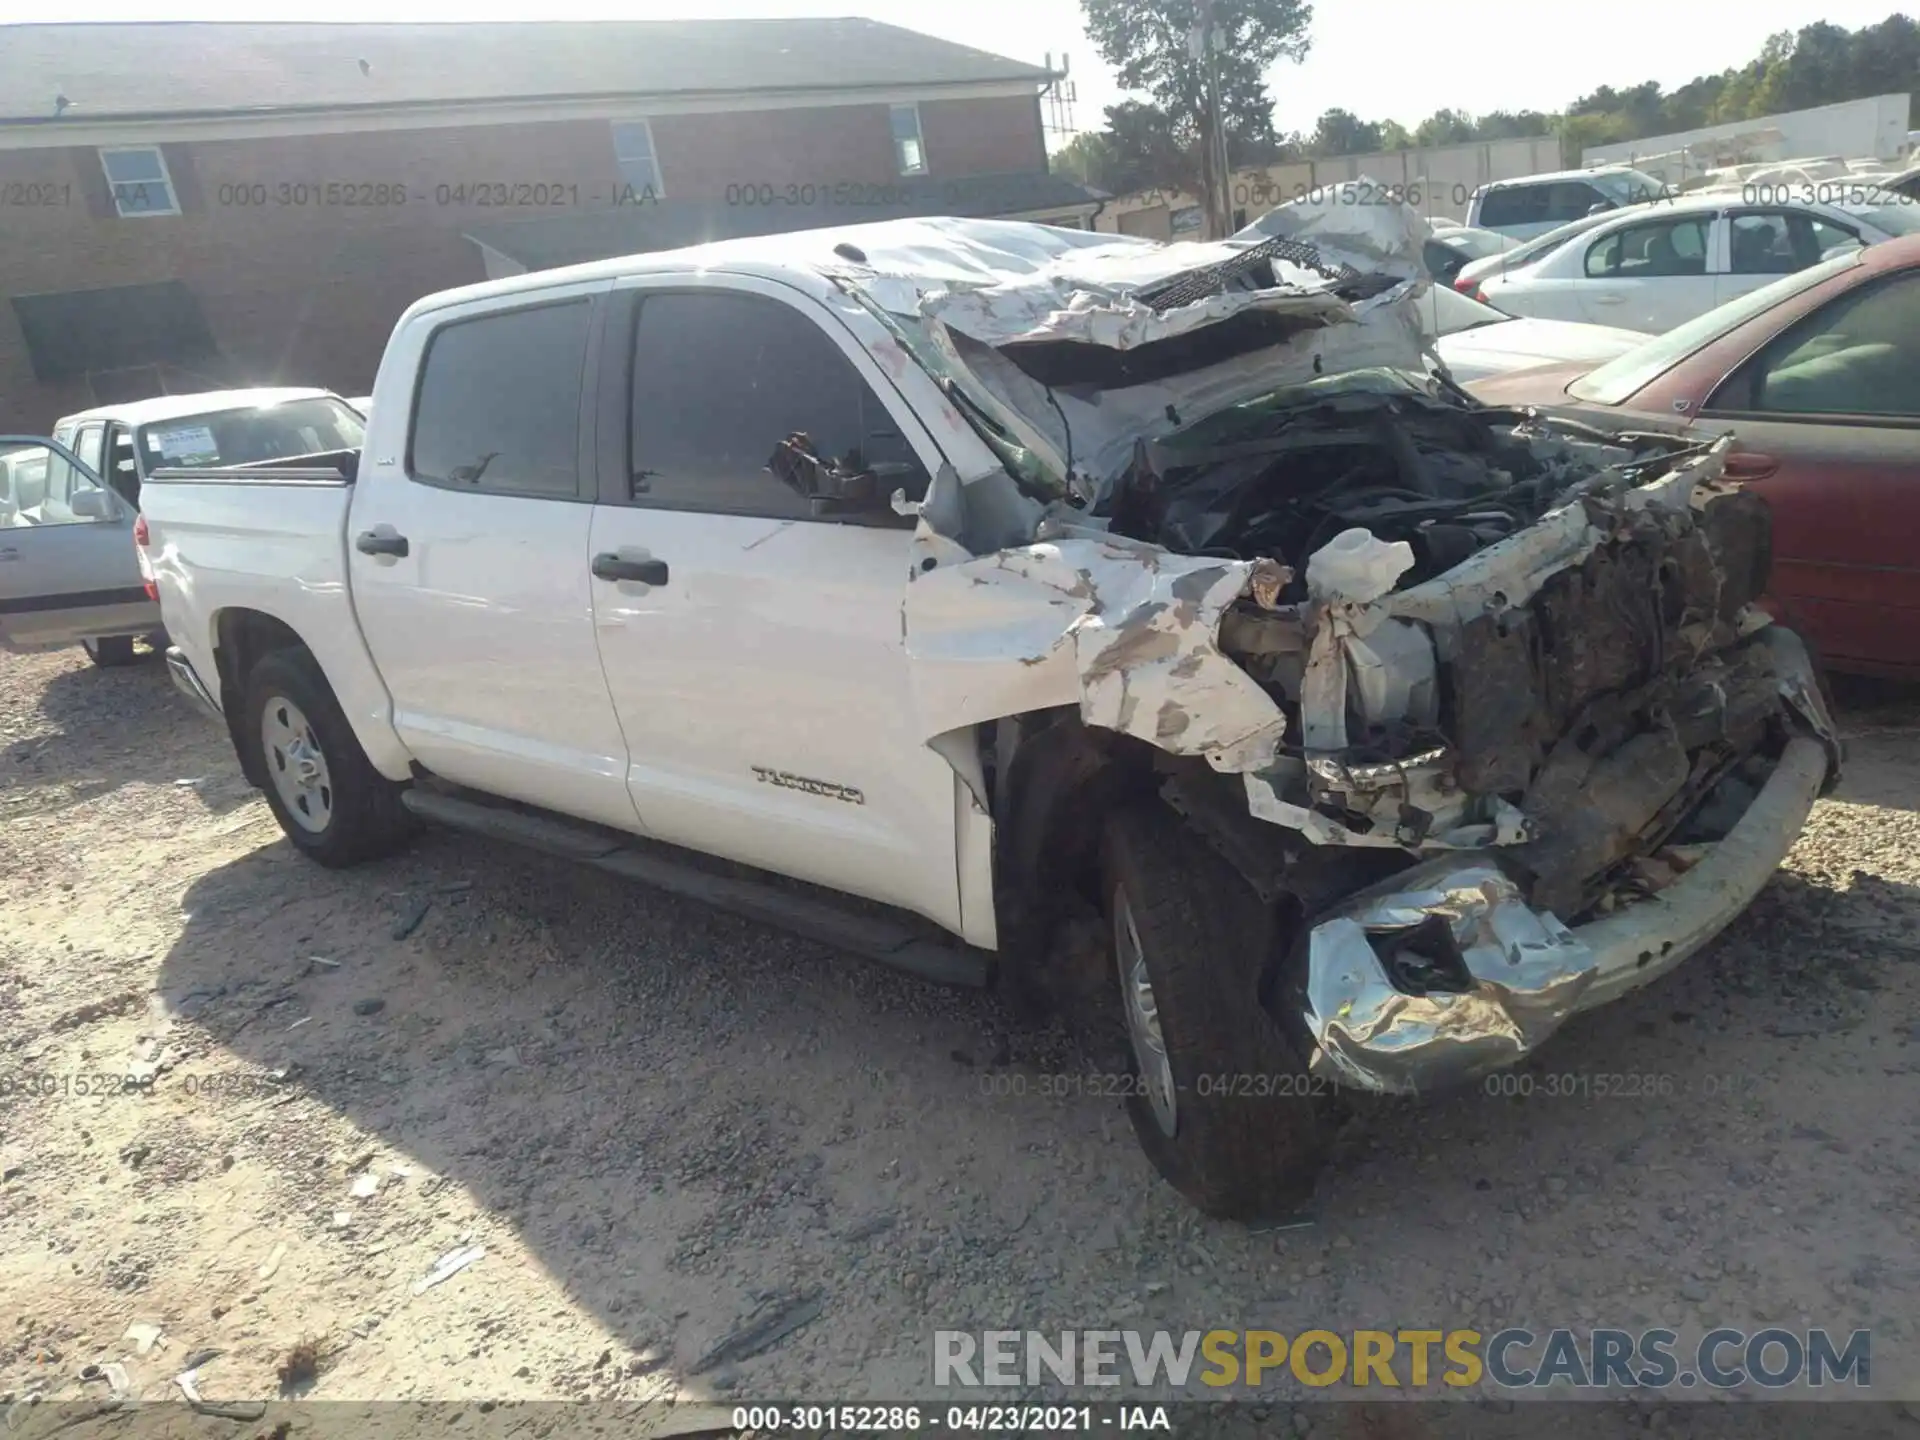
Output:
347 282 647 833
1715 209 1862 308
1576 212 1721 331
586 275 966 935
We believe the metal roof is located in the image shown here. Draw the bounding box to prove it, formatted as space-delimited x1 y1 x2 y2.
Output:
1 20 1052 125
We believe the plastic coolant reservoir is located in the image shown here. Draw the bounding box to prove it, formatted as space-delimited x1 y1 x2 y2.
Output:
1306 527 1415 604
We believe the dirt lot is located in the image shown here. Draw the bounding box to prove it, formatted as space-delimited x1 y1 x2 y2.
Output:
3 643 1918 1429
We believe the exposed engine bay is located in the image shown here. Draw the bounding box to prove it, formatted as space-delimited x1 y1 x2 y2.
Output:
1088 372 1801 923
831 195 1838 1093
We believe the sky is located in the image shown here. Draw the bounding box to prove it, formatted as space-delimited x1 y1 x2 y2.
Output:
13 0 1917 140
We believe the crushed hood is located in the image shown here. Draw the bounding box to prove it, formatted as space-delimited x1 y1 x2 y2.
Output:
825 185 1433 499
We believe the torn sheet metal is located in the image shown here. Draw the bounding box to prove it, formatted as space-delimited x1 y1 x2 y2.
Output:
823 189 1432 498
903 527 1286 772
1298 858 1597 1094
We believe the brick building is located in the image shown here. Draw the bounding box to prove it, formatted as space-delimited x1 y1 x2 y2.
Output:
0 21 1100 430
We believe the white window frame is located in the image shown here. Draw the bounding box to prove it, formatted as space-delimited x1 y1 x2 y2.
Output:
609 119 665 199
889 103 927 177
97 146 181 218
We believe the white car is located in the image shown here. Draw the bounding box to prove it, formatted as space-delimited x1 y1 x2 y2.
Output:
1466 166 1670 239
1470 188 1920 333
1422 285 1642 382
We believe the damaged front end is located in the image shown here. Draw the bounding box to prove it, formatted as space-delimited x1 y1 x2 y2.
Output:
846 194 1837 1096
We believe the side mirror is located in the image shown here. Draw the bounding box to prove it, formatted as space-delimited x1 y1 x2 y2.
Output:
70 487 115 520
1586 201 1616 216
767 433 911 517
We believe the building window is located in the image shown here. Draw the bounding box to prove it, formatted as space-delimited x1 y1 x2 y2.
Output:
98 147 180 217
610 121 664 199
890 104 926 176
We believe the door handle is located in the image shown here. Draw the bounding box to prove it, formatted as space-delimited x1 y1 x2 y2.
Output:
592 552 668 585
1722 451 1778 480
1591 293 1626 304
355 530 409 557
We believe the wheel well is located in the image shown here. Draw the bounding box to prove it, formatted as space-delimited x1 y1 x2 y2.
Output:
213 609 310 788
989 711 1158 976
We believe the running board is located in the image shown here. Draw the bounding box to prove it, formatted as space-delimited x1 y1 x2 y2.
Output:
399 788 993 988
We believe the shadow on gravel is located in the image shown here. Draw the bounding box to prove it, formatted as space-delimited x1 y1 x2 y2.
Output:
150 765 1920 1396
2 649 252 818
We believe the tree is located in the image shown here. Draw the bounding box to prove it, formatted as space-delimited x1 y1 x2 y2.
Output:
1310 107 1381 156
1082 0 1313 216
1413 108 1478 148
1052 130 1122 191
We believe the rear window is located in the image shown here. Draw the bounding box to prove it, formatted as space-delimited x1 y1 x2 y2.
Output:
1836 191 1920 236
138 399 365 471
409 300 592 497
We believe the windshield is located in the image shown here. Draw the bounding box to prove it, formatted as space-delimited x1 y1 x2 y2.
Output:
1494 208 1622 272
1568 251 1862 405
136 398 365 472
1443 229 1511 261
1419 285 1512 337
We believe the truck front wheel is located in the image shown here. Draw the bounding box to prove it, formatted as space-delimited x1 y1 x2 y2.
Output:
1102 801 1330 1220
243 648 416 868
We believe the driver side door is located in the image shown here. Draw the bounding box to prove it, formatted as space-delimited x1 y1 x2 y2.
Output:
0 436 154 651
586 275 969 934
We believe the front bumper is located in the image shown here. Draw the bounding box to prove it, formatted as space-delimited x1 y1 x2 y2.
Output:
1292 629 1835 1095
166 646 223 723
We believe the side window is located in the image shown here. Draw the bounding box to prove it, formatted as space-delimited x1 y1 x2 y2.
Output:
1584 217 1710 278
1729 211 1860 275
1478 185 1544 228
625 290 928 520
1728 272 1920 418
1 443 110 527
71 423 106 476
409 300 592 498
1545 182 1607 222
103 425 141 507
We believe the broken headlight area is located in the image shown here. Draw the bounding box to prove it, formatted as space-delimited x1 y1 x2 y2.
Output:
1278 631 1835 1097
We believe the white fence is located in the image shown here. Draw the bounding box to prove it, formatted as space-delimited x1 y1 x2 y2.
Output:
1099 134 1566 239
1582 94 1912 178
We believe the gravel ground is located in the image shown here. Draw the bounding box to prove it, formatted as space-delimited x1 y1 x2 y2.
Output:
2 644 1917 1433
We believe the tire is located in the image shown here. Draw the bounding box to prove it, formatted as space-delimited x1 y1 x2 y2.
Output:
242 648 417 868
82 635 139 668
1102 800 1329 1220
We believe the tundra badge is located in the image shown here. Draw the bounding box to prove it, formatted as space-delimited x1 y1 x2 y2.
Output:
751 766 865 805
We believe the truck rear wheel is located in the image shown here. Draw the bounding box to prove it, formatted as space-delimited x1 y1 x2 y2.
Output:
1102 800 1329 1220
243 648 416 868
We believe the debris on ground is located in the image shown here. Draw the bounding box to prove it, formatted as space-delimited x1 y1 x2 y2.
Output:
390 899 432 941
691 1291 824 1374
412 1245 485 1295
275 1335 324 1390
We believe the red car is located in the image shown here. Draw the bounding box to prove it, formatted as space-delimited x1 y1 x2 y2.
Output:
1472 233 1920 679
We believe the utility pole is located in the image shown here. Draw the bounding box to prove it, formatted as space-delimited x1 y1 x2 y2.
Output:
1194 0 1235 239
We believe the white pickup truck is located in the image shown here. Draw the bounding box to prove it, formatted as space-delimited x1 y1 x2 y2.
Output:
140 201 1838 1219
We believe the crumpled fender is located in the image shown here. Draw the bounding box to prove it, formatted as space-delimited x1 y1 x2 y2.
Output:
902 524 1287 772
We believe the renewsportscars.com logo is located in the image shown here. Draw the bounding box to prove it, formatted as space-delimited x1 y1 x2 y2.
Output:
933 1327 1872 1391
